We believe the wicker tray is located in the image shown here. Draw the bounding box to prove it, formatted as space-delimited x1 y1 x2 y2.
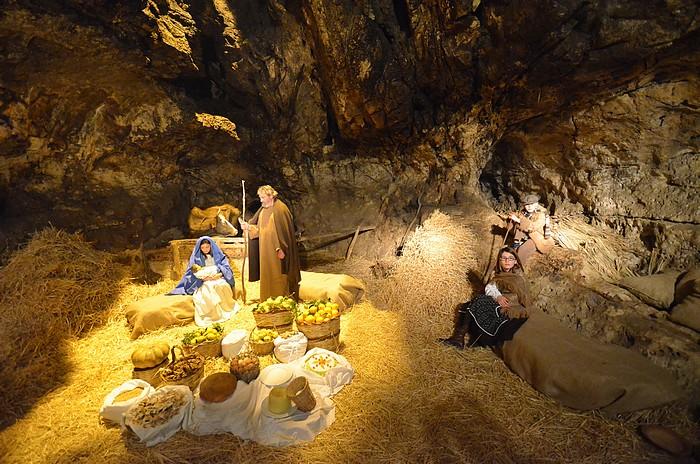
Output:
132 358 168 387
159 346 206 390
297 317 340 340
306 332 341 352
254 310 294 328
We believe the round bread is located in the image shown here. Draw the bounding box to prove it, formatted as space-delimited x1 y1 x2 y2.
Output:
199 372 237 403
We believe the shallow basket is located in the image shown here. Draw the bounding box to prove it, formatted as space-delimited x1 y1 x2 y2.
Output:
184 339 222 358
249 340 275 356
297 317 340 340
306 332 341 352
159 347 205 390
254 310 294 329
132 358 167 387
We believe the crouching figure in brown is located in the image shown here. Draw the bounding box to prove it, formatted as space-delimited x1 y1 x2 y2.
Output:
440 247 530 349
508 194 555 265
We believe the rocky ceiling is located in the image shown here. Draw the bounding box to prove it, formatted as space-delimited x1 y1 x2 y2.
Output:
1 0 698 268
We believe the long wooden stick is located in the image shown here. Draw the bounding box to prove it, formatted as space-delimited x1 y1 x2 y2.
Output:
345 225 362 260
240 180 247 303
482 222 513 285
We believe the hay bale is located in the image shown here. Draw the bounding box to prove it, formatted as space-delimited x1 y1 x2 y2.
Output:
0 228 126 427
375 210 478 326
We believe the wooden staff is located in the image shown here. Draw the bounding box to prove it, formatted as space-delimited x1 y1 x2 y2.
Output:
240 180 247 303
482 221 513 285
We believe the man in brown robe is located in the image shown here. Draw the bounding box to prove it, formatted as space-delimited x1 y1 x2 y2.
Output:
509 194 555 265
241 185 301 301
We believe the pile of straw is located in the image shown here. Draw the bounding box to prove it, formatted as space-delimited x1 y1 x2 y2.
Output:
554 216 638 281
0 228 125 427
375 210 478 326
0 227 696 463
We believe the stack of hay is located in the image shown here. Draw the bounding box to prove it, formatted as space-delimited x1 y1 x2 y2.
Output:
376 210 478 332
0 228 124 426
554 216 638 281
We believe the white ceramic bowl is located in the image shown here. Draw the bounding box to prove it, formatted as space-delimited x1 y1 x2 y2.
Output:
221 329 248 360
259 364 294 388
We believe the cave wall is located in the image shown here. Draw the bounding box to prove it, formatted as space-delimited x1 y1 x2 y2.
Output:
1 0 698 268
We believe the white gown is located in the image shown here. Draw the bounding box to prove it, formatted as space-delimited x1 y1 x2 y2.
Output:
192 258 237 327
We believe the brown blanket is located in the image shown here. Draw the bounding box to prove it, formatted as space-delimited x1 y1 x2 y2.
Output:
125 294 194 339
501 310 681 415
299 271 365 310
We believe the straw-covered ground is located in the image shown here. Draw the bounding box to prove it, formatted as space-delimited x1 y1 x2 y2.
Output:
0 215 697 463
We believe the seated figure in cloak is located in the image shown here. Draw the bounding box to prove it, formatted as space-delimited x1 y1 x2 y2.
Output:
440 247 530 349
508 194 555 265
240 185 301 301
170 236 236 327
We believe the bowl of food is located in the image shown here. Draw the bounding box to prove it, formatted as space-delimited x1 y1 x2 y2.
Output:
222 329 248 360
259 364 293 388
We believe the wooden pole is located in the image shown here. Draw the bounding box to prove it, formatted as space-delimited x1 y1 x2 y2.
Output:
240 180 247 303
345 225 362 260
482 222 513 285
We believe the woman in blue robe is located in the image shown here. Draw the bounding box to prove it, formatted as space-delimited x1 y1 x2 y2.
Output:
171 236 237 326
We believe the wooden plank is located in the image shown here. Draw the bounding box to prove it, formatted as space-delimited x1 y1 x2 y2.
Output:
345 225 362 260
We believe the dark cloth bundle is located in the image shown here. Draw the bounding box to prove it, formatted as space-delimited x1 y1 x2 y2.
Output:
467 295 508 337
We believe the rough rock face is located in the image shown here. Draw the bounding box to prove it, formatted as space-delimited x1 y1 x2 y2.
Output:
2 0 698 258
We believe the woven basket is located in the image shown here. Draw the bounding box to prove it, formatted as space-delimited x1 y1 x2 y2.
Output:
254 310 294 328
184 339 222 358
132 358 167 387
297 317 340 340
306 332 341 352
287 376 316 412
229 351 260 383
249 340 274 356
159 346 205 390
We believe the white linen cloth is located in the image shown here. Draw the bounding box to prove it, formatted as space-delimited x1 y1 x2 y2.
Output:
110 349 353 447
193 265 237 327
186 380 257 438
245 348 354 446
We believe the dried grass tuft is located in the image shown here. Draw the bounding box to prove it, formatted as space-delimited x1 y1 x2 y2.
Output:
554 216 638 281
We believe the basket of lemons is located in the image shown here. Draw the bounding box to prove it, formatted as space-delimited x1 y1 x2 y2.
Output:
252 296 296 331
249 328 278 356
296 300 341 351
181 323 224 358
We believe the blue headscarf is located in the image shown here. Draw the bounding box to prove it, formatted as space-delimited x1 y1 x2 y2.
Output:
169 236 235 295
